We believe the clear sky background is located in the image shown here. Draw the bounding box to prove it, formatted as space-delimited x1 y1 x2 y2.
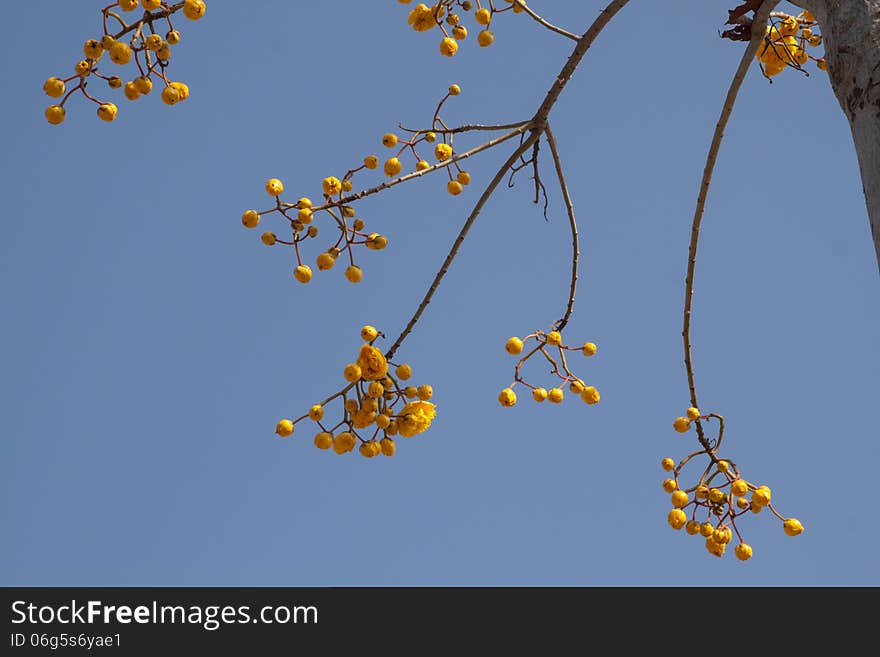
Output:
2 1 878 586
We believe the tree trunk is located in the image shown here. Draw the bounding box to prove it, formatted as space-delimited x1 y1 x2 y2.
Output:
806 0 880 271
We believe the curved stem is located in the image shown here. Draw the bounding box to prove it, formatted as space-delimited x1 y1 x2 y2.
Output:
544 123 579 332
682 0 780 447
386 131 540 360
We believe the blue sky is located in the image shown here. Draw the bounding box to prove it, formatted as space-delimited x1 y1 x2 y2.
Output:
2 1 878 585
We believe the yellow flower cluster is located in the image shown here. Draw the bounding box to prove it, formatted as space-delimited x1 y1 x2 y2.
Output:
241 86 476 282
665 407 803 560
399 0 526 56
756 10 825 78
498 330 599 408
241 175 388 285
274 326 437 458
43 0 204 125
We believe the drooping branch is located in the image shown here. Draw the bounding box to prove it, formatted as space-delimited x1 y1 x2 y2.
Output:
544 124 579 333
683 0 780 449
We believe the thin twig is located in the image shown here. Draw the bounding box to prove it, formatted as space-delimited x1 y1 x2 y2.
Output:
516 1 580 41
544 124 579 333
683 0 780 449
386 0 631 359
313 124 533 210
398 121 530 135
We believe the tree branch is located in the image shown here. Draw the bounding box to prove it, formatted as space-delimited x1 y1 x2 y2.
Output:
516 1 580 42
544 124 579 333
683 0 780 448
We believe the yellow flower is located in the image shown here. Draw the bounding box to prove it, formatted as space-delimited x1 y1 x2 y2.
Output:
783 518 804 536
546 331 562 346
477 29 494 47
333 431 356 454
314 432 333 450
83 39 103 59
408 3 436 31
505 337 523 355
343 363 362 382
396 364 412 380
109 41 132 65
241 210 260 229
498 387 517 407
671 490 689 508
308 405 324 421
364 155 379 169
735 543 753 561
294 265 312 284
532 388 548 402
382 133 398 148
447 180 463 195
322 176 342 195
356 344 388 381
265 178 284 196
397 401 437 437
548 388 564 404
434 143 453 161
661 457 675 471
662 478 678 493
183 0 206 20
686 407 700 420
731 479 749 497
351 409 377 429
673 417 691 433
384 157 402 177
582 342 597 356
260 232 277 246
448 84 461 96
699 522 714 538
475 7 491 25
667 509 687 530
275 419 294 437
45 105 66 125
345 265 363 283
685 520 701 535
580 386 600 405
440 37 459 57
380 437 396 456
316 252 336 271
456 170 470 185
705 537 726 558
752 486 771 507
417 384 433 401
43 77 65 98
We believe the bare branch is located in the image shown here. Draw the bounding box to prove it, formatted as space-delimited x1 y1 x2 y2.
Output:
516 1 580 42
683 0 780 449
544 124 579 333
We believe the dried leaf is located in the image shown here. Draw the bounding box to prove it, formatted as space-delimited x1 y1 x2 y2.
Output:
727 0 762 24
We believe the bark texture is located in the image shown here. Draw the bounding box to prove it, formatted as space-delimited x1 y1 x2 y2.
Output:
808 0 880 271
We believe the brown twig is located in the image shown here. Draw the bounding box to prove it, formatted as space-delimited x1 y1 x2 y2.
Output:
516 1 580 42
683 0 780 448
544 123 579 333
